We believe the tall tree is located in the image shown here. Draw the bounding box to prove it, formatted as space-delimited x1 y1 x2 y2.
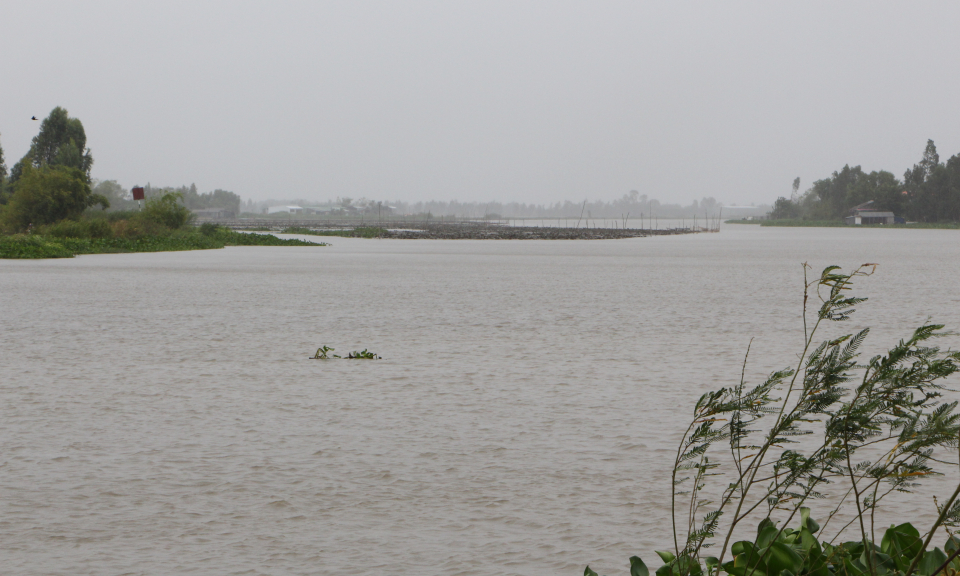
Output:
791 176 800 201
10 107 94 185
902 139 952 222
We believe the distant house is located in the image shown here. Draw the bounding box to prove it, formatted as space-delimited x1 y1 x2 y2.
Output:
267 205 304 214
845 201 895 225
302 203 339 215
193 208 234 219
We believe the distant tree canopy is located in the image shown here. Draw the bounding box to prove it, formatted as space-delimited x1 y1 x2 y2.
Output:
0 132 8 203
91 180 130 209
9 107 93 185
135 183 240 216
770 140 960 222
140 191 192 229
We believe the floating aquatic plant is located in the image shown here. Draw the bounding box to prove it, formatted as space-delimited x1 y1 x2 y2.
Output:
346 349 381 359
311 345 339 359
310 346 380 360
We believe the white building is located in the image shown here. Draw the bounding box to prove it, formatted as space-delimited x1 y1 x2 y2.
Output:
267 205 304 214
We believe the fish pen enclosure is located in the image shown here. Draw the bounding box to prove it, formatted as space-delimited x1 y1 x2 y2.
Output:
201 215 721 240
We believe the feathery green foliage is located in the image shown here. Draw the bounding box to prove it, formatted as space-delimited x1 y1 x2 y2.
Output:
589 264 960 576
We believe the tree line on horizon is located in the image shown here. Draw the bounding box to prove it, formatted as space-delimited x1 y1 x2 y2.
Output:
770 140 960 222
93 181 241 216
243 192 733 219
0 107 242 230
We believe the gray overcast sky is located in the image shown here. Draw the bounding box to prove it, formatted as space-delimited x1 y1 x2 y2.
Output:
3 1 959 205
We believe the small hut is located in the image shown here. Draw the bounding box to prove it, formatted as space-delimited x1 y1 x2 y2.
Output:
844 201 895 225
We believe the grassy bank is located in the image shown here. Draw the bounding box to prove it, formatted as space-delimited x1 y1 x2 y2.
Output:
1 227 324 259
764 219 960 228
282 226 387 238
727 218 960 229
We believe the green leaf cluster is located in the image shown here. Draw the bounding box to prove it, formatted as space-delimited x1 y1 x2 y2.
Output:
310 346 381 360
140 191 193 229
588 511 959 576
0 164 104 232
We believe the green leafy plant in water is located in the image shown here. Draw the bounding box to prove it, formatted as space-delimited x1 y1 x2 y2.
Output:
311 345 340 359
586 264 960 576
309 346 380 359
346 349 381 359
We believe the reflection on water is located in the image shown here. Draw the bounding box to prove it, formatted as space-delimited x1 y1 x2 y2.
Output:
2 225 959 575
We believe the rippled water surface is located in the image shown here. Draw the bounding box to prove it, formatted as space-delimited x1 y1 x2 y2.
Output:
2 225 960 575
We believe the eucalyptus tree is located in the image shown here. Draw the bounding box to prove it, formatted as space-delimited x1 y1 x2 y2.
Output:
9 107 93 186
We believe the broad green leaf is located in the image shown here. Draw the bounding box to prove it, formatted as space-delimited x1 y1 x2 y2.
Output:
918 547 948 576
843 556 868 576
757 523 780 549
630 556 650 576
800 507 820 534
765 542 803 576
859 548 895 576
946 535 960 555
585 567 600 576
881 523 923 570
656 551 676 564
723 562 745 576
734 543 767 576
655 563 674 576
799 527 822 556
757 518 776 538
682 556 703 576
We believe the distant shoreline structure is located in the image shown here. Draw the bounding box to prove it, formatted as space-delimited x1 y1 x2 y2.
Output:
213 218 720 239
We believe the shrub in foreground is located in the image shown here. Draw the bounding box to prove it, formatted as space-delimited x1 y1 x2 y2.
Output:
587 264 960 576
140 191 193 229
1 164 107 232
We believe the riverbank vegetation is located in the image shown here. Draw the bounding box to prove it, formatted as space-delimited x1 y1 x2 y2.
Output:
769 141 960 223
0 219 322 259
588 264 960 576
0 108 323 259
726 219 960 229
